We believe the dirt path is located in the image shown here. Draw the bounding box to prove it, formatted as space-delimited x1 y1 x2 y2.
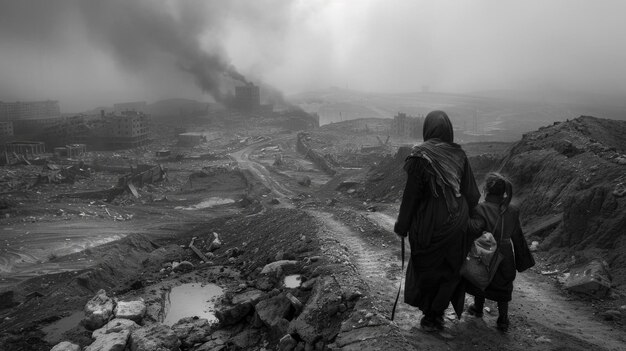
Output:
314 208 625 350
230 138 294 201
234 139 625 350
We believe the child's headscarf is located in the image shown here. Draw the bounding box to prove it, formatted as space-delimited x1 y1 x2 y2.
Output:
484 172 513 214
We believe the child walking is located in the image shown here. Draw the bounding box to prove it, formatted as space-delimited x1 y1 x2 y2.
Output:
465 173 535 332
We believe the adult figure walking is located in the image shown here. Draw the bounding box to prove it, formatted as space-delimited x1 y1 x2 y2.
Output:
394 110 480 331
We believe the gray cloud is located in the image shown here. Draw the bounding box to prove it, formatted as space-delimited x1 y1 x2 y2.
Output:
1 0 626 111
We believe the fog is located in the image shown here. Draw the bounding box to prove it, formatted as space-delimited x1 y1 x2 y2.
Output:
1 0 626 112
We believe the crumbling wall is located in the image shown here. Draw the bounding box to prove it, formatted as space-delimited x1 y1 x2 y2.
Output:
296 133 336 176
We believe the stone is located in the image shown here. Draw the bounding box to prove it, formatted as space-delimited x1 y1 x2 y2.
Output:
92 318 140 340
261 260 298 275
529 241 539 252
285 293 304 315
129 323 180 351
300 278 317 291
85 330 130 351
231 289 266 306
50 341 81 351
84 289 116 330
254 275 277 291
215 302 252 326
173 260 194 273
278 334 298 351
563 259 612 297
114 300 146 323
230 329 262 349
171 317 210 348
255 294 293 327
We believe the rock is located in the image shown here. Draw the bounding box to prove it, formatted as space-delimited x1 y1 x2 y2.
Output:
275 251 285 261
285 293 304 316
529 241 539 252
129 323 180 351
231 289 266 306
85 330 130 351
215 303 252 326
278 334 298 351
173 260 194 273
535 335 552 343
230 329 262 349
563 259 612 297
50 341 81 351
255 294 293 337
114 300 146 323
268 198 280 205
84 289 116 330
171 317 210 348
208 232 222 251
254 275 277 291
301 278 317 291
599 310 622 321
196 330 230 351
92 318 140 340
613 183 626 197
261 260 298 275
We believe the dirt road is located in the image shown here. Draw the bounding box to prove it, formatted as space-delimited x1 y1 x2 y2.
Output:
236 138 625 350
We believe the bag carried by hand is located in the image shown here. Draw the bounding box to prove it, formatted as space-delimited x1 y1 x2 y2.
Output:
460 216 505 290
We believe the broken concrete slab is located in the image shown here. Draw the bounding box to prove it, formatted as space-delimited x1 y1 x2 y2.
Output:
564 259 612 297
84 329 130 351
50 341 81 351
84 289 116 330
261 260 298 275
129 323 181 351
231 289 266 305
215 302 253 326
171 317 211 348
113 300 146 323
92 318 140 340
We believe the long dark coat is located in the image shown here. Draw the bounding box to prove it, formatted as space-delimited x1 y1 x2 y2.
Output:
395 154 480 317
466 196 535 302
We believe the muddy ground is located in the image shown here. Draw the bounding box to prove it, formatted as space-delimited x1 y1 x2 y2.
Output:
1 118 625 350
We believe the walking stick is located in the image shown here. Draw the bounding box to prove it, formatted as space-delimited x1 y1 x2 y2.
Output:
391 236 405 321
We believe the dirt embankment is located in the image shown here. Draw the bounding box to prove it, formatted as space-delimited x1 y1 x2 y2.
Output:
499 116 626 286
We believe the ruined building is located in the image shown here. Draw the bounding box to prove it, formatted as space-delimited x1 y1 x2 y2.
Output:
234 83 261 111
0 100 61 121
392 112 424 139
104 111 151 149
0 121 13 138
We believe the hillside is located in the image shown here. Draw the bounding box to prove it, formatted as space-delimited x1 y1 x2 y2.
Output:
362 115 626 286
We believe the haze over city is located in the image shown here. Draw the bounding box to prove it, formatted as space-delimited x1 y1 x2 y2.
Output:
2 0 626 112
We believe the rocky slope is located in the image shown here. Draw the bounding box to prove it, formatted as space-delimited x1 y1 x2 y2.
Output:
498 116 626 285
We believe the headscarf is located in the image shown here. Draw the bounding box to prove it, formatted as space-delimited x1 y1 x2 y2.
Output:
484 172 513 214
406 111 465 207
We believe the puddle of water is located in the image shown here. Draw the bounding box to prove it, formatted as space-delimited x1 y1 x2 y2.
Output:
41 311 84 343
284 274 302 288
163 283 223 326
175 197 235 210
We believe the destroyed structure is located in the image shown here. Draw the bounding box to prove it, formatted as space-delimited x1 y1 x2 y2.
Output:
391 112 424 138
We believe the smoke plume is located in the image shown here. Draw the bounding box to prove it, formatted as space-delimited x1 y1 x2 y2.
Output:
75 0 248 101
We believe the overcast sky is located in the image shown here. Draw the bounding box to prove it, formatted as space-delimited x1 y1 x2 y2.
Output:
1 0 626 112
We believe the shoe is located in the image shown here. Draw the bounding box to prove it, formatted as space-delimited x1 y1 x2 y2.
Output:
433 315 445 331
467 304 483 318
420 315 438 332
496 316 509 332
